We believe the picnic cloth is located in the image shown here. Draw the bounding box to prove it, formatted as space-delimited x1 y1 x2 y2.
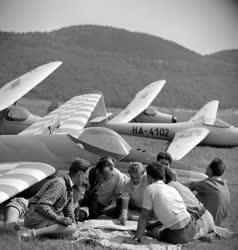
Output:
76 219 182 250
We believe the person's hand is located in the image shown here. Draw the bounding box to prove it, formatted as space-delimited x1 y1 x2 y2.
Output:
119 210 128 225
56 216 73 226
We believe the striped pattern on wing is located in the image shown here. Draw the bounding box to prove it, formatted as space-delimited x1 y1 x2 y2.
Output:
0 162 55 204
20 93 102 137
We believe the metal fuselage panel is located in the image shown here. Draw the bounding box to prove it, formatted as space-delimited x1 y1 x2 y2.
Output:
105 121 198 141
0 134 207 183
201 125 238 146
105 121 238 147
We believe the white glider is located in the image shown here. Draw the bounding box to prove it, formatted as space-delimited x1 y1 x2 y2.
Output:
105 100 238 160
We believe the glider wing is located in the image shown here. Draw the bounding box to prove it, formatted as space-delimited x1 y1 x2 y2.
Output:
167 127 209 160
0 61 62 111
20 92 103 138
109 80 166 123
0 162 55 204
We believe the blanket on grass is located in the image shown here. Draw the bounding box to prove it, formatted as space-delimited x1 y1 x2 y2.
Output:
76 219 182 250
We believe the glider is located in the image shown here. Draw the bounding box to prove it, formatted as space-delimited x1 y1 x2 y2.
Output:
106 100 238 160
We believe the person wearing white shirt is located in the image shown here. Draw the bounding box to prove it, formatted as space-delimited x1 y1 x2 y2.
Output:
134 162 197 244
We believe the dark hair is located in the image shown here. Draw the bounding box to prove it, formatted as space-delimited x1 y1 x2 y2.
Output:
96 156 116 173
146 162 165 181
69 158 90 176
128 162 144 175
164 167 177 184
157 152 172 164
209 158 226 176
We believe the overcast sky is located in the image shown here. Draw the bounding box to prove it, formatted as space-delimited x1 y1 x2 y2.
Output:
0 0 238 55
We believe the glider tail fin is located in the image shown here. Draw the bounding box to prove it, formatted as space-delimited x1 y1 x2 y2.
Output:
89 92 108 122
189 100 219 125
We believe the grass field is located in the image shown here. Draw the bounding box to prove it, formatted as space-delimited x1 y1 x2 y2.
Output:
1 98 238 249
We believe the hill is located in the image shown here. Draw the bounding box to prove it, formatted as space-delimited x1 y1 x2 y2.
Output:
0 25 237 109
206 50 238 65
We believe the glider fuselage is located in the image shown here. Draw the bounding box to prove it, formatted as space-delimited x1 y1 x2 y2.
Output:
105 120 238 147
0 135 101 170
0 133 207 182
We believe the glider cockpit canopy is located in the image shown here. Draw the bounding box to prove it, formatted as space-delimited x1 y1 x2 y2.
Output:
6 106 32 122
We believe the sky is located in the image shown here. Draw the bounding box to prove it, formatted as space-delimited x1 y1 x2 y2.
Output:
0 0 238 55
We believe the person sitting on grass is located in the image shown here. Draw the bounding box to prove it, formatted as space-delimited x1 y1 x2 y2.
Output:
86 156 128 219
185 158 230 226
17 158 90 240
165 167 237 241
118 162 148 225
134 162 197 244
1 183 89 233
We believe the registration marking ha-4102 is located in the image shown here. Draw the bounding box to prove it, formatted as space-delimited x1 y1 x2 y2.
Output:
132 126 169 137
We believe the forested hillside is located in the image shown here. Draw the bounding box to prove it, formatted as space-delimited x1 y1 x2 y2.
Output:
0 25 237 108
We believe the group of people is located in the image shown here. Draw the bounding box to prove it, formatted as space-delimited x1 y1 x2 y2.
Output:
0 152 234 244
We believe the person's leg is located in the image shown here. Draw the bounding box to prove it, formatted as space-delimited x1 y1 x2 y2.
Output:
159 217 197 244
3 206 20 232
34 224 77 238
3 206 20 224
194 210 215 240
146 225 164 239
2 198 28 232
18 223 77 240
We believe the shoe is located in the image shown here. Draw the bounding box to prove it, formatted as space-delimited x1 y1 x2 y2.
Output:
17 229 36 240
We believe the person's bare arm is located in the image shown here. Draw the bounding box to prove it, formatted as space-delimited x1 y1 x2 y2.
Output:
119 197 129 224
135 208 150 241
